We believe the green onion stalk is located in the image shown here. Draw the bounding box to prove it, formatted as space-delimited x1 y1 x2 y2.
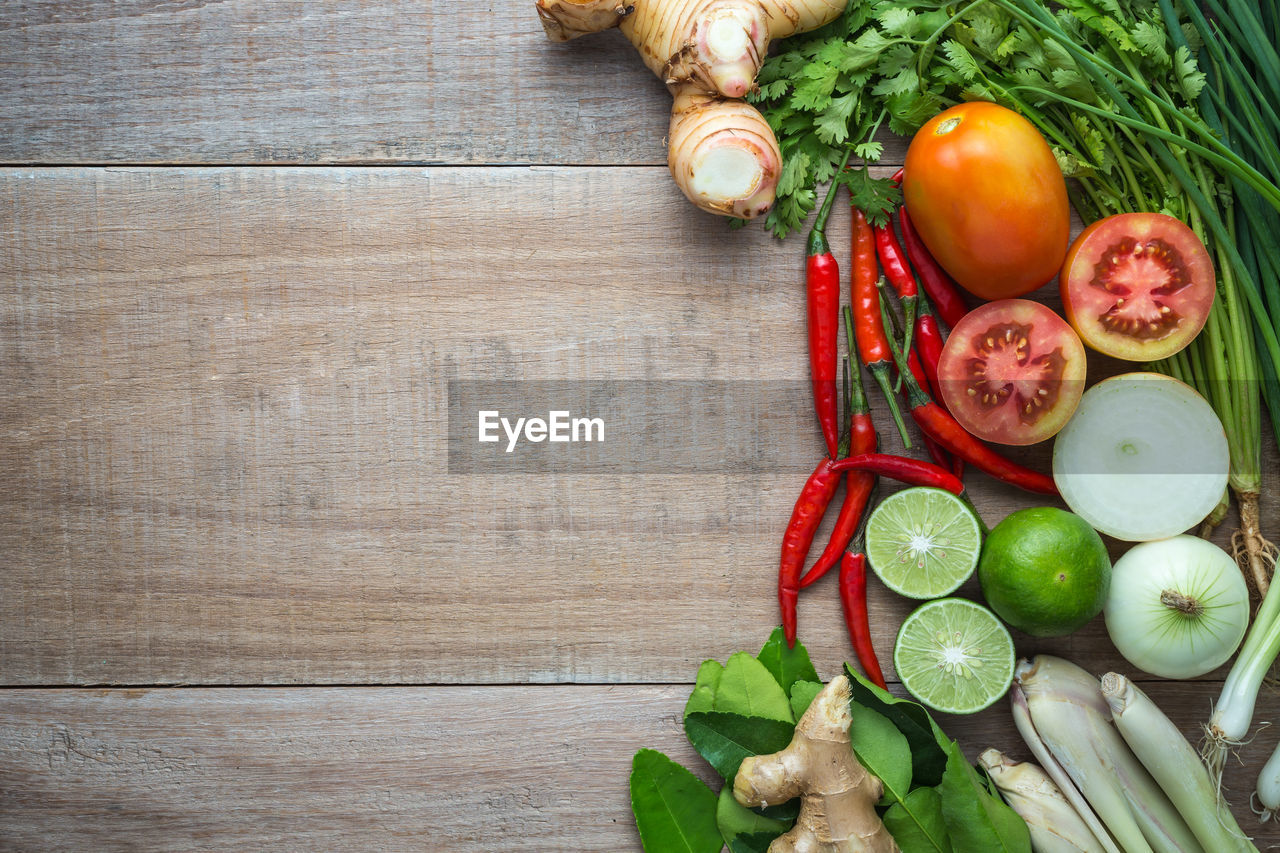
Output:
978 0 1278 598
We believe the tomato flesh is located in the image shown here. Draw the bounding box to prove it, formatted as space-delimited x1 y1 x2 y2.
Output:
903 102 1070 301
1060 213 1214 361
937 300 1086 446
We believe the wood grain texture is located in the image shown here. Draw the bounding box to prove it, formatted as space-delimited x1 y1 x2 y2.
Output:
1 683 1276 851
0 0 911 166
2 166 1276 687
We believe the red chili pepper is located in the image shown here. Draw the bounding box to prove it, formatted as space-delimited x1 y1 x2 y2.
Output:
899 206 968 329
852 207 912 448
913 305 966 480
840 551 886 689
799 330 878 591
805 161 849 460
914 307 946 400
778 457 843 647
890 167 904 186
874 221 918 356
829 452 965 495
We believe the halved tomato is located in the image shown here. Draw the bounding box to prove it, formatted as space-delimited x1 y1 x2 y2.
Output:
937 300 1087 446
902 102 1070 301
1060 212 1214 361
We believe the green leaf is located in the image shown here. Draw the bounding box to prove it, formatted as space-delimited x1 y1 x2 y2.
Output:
942 40 981 82
684 712 796 782
788 680 823 720
629 749 723 853
844 664 949 787
842 169 901 228
716 785 791 850
883 786 953 853
1131 20 1170 68
791 61 840 111
937 744 1032 853
756 628 820 695
1173 45 1206 100
816 91 859 144
728 833 781 853
717 652 794 723
685 659 724 718
847 702 913 804
879 7 920 37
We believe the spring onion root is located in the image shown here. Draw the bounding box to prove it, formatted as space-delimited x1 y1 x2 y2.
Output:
978 749 1109 853
534 0 844 216
1205 572 1280 785
1254 740 1280 823
1015 656 1204 853
1232 492 1277 598
1102 673 1256 852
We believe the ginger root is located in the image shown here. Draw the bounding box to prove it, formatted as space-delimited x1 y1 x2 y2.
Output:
534 0 843 217
734 675 900 853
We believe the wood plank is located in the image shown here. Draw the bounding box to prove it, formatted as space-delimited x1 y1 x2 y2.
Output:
0 1 910 166
1 166 1276 686
0 683 1275 850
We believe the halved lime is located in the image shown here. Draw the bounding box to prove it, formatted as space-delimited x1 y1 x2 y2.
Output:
865 487 982 599
894 598 1015 715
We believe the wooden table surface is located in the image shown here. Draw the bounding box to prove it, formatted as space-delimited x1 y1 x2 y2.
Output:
2 3 1278 850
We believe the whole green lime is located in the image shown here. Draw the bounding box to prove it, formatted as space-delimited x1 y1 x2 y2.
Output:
977 507 1111 638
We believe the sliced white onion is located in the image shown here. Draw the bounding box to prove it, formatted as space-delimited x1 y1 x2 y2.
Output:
1104 536 1248 678
1052 372 1228 541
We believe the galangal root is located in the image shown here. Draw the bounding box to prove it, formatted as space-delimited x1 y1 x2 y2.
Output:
734 675 900 852
534 0 844 217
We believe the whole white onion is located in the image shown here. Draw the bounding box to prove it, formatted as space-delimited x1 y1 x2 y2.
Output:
1104 535 1248 679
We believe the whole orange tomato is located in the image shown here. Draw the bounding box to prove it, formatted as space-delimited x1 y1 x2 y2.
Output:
902 102 1070 301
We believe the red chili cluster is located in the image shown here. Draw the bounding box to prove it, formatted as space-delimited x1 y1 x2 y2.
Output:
782 173 1059 688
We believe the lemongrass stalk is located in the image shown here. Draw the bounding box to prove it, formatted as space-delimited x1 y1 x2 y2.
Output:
1101 673 1257 852
1255 741 1280 822
1206 579 1280 774
1010 682 1124 853
1016 656 1206 853
979 748 1109 853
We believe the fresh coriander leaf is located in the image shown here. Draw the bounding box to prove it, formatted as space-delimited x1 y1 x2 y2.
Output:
630 749 723 853
777 150 813 200
854 140 884 162
843 168 901 228
1173 45 1206 100
882 786 953 853
878 7 919 38
756 628 820 694
792 61 840 111
942 40 981 82
816 91 859 143
683 712 795 782
1132 20 1171 68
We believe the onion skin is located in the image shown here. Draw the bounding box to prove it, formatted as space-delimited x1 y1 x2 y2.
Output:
1104 536 1248 679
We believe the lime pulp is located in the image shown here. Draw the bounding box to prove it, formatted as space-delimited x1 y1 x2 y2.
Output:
894 598 1015 715
865 487 982 599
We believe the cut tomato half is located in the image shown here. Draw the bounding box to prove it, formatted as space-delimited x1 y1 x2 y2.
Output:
1060 212 1214 361
937 300 1087 446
